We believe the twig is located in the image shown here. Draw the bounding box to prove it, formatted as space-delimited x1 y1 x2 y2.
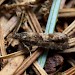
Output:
68 58 75 66
0 23 7 56
0 1 36 10
68 37 75 44
25 12 47 75
30 10 43 33
63 20 75 35
63 66 75 75
0 50 25 59
68 28 75 36
14 49 43 75
68 38 75 47
15 11 25 33
26 14 36 32
0 0 6 5
59 47 75 53
0 23 7 63
59 8 75 13
32 61 48 75
32 65 40 75
27 10 40 33
58 12 75 17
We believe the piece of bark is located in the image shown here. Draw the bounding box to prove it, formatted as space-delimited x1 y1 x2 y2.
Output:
0 55 24 75
44 55 64 75
14 32 68 50
2 16 18 37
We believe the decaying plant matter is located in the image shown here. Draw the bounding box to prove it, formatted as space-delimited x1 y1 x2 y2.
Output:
0 0 75 75
44 55 64 75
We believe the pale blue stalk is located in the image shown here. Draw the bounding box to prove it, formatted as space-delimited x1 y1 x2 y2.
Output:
38 0 61 68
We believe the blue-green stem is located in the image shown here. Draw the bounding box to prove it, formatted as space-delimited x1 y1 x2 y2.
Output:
38 0 61 68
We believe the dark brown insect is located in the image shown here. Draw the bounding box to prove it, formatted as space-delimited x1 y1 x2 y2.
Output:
13 32 69 50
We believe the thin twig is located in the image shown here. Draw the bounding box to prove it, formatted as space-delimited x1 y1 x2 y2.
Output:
0 50 25 59
27 10 40 33
0 0 6 5
0 24 7 63
0 24 7 56
63 20 75 35
14 49 43 75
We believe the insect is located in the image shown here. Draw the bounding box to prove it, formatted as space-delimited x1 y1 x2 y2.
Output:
13 32 69 50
